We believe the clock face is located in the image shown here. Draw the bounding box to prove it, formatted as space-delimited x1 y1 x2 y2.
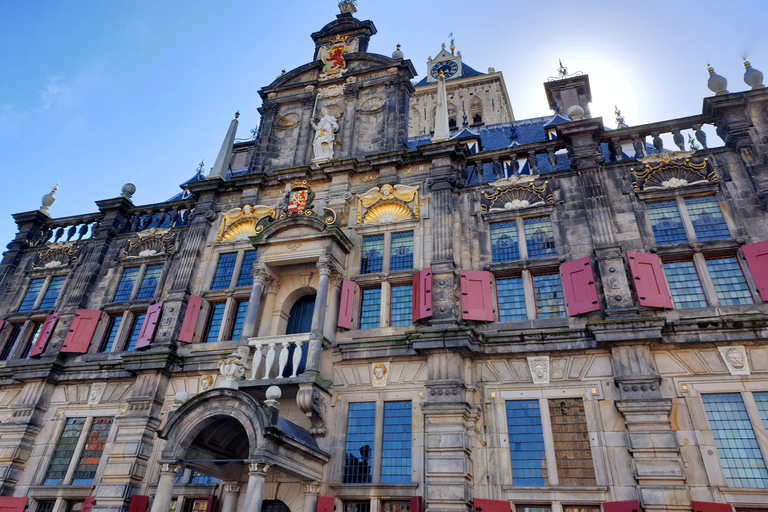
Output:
430 60 459 79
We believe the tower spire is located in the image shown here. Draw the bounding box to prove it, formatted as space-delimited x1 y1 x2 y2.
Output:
208 112 240 180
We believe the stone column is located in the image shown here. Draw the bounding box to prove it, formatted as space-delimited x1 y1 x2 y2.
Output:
303 483 321 512
257 279 282 337
148 463 177 512
323 274 343 341
242 463 269 512
221 483 241 512
306 258 332 374
240 265 270 342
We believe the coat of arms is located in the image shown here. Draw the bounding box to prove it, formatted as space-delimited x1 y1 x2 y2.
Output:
285 179 315 214
317 35 359 80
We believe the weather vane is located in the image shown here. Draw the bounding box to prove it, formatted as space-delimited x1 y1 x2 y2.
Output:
548 59 584 82
615 106 626 127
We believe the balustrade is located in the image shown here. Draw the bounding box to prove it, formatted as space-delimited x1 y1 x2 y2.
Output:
248 333 310 380
39 215 102 244
121 201 195 234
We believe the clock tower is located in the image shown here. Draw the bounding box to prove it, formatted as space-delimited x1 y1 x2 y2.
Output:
426 42 463 83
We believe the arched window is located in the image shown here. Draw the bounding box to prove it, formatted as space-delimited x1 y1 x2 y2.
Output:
263 501 291 512
284 294 315 376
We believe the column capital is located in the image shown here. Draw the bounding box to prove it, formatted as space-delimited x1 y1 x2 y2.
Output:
252 265 271 284
223 484 242 494
303 483 321 495
329 273 344 287
160 462 178 473
265 278 282 294
248 462 270 475
317 257 334 277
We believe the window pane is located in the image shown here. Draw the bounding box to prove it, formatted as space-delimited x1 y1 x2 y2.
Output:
66 503 83 512
39 276 66 309
382 502 410 512
114 268 140 302
382 401 412 483
21 324 43 359
19 279 45 312
549 398 596 486
72 417 113 485
491 221 519 263
136 265 163 301
229 301 249 340
360 236 384 274
125 314 145 352
525 217 556 259
211 253 238 290
237 251 258 287
390 232 414 271
0 326 22 361
100 316 122 353
665 261 707 309
686 197 730 241
497 277 527 321
563 508 600 512
647 201 687 245
190 470 218 484
706 257 754 305
359 288 381 329
37 502 55 512
754 393 768 444
506 400 547 486
343 402 376 484
344 504 371 512
44 417 86 485
204 304 226 343
702 394 768 488
517 507 552 512
533 274 566 318
390 285 413 327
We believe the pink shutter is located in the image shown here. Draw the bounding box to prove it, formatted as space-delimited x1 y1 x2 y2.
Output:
460 270 495 321
81 497 96 512
178 296 204 343
691 502 733 512
602 501 641 512
0 498 28 512
627 252 673 309
127 496 149 512
561 257 600 316
410 497 423 512
316 497 335 512
337 280 355 329
412 269 433 322
29 313 59 357
205 496 217 512
0 321 4 333
135 302 163 349
61 310 102 353
473 499 510 512
742 240 768 301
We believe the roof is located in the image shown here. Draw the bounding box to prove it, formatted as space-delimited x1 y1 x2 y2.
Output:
414 62 485 87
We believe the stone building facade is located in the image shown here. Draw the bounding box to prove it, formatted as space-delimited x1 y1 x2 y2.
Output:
0 7 767 512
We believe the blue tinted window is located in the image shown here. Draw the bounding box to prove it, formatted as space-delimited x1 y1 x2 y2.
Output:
0 325 22 361
19 279 45 312
647 201 687 245
359 288 381 329
686 197 730 241
491 222 519 262
390 232 414 271
343 402 376 484
136 265 162 301
72 417 112 485
361 236 384 274
754 393 768 443
39 276 66 309
665 261 707 309
114 268 139 303
237 251 258 287
21 323 43 358
702 394 768 488
211 253 237 290
706 258 754 305
533 273 565 318
204 304 226 343
382 401 412 483
229 301 249 340
100 316 122 353
525 217 556 259
497 277 527 321
506 400 547 486
125 314 145 352
43 418 86 485
390 285 412 327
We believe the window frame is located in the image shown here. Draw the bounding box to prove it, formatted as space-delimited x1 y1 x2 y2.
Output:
493 270 568 322
17 273 69 313
207 248 259 291
643 193 735 247
110 262 166 304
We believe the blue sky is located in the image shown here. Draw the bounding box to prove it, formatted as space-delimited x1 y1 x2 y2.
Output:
1 0 766 247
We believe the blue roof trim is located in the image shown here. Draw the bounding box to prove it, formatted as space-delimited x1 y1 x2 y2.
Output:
414 62 486 87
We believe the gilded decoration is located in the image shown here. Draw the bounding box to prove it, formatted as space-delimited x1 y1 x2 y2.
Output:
32 243 79 269
317 36 359 81
480 181 553 213
217 205 276 243
357 184 420 226
121 229 175 259
631 151 715 192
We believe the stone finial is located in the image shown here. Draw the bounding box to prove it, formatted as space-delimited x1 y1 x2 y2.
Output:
707 64 729 95
121 183 136 200
743 60 765 90
567 104 585 121
391 44 403 60
338 0 357 14
264 385 281 408
40 183 59 216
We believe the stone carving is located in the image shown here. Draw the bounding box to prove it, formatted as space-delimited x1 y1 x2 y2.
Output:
88 382 106 404
318 84 344 98
481 181 553 213
317 35 358 81
200 375 214 392
33 243 79 268
121 229 175 259
527 356 550 384
297 382 330 436
217 346 251 389
357 183 420 226
631 151 715 192
372 362 389 387
311 107 339 162
217 205 275 243
718 346 751 375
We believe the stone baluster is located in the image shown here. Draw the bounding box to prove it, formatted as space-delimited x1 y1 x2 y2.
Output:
258 279 282 337
277 341 290 378
239 264 270 342
291 340 303 378
250 343 263 380
305 258 333 376
263 343 276 380
148 463 177 512
323 274 343 341
242 463 269 512
672 128 686 151
610 136 623 161
508 154 519 179
652 131 664 154
632 134 645 158
527 151 538 174
693 123 708 149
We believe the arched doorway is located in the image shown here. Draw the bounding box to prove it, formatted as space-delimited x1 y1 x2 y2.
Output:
283 294 315 377
262 501 291 512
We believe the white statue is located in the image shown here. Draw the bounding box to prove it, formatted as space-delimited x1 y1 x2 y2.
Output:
311 107 339 162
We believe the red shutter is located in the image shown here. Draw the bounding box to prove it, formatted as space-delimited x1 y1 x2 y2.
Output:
61 310 102 353
412 269 433 322
29 313 59 357
337 280 355 329
409 497 423 512
0 498 28 512
460 270 494 321
627 252 673 309
81 497 96 512
0 321 4 333
135 302 163 349
127 496 149 512
473 499 510 512
205 496 217 512
561 257 600 316
742 240 768 301
178 296 204 343
691 502 733 512
602 501 641 512
316 497 335 512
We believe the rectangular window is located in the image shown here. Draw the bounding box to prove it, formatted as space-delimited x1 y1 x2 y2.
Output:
18 279 45 312
44 417 86 485
359 288 381 329
211 253 238 290
361 236 385 274
0 325 22 361
71 417 112 485
236 251 258 288
754 393 768 442
390 232 414 271
517 507 552 512
381 401 412 483
21 323 43 359
525 217 556 259
229 301 249 340
533 273 566 318
204 304 226 343
100 316 122 353
343 402 376 484
548 398 596 486
344 504 371 512
665 260 708 309
125 314 145 352
114 268 140 302
702 394 768 488
562 508 600 512
706 257 754 305
382 503 410 512
39 276 66 309
136 265 163 300
686 197 730 241
491 221 520 263
190 471 217 484
66 503 84 512
390 285 413 327
37 502 55 512
506 400 547 486
497 277 527 322
647 201 687 245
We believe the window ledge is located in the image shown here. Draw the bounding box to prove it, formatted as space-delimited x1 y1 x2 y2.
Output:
482 203 555 221
489 256 562 274
501 485 609 501
636 181 718 200
356 219 420 233
5 310 53 323
27 485 95 499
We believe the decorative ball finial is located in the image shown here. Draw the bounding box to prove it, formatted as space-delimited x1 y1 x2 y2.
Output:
707 64 729 95
567 104 585 121
392 44 403 60
235 111 240 119
121 183 136 200
743 59 765 90
264 385 282 408
40 183 59 216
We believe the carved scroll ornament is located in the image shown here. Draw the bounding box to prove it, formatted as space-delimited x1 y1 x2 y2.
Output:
356 183 420 226
217 205 276 243
480 181 553 213
631 151 715 192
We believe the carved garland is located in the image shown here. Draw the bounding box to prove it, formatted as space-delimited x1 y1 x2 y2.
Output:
217 205 276 243
631 151 716 192
356 184 420 226
32 243 80 269
121 230 176 259
480 181 553 213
